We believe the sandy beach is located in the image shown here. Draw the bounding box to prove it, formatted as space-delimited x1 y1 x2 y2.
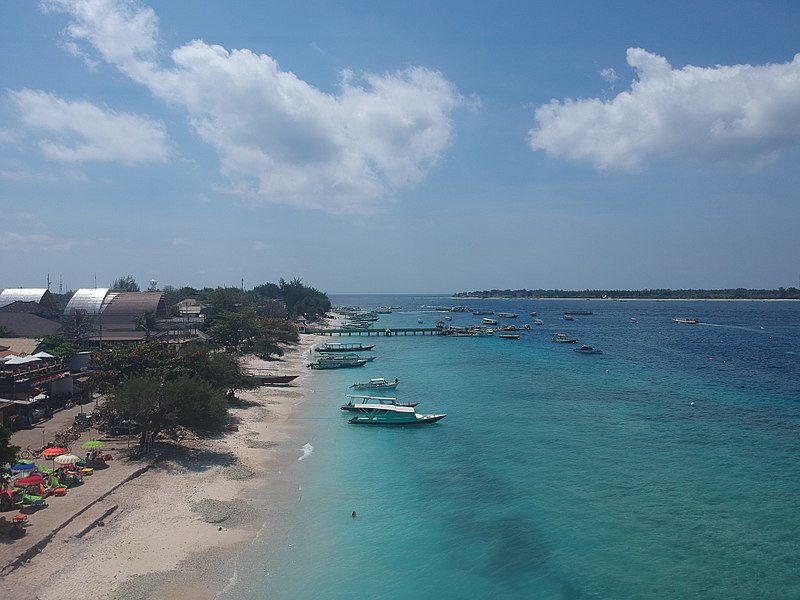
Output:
1 334 319 600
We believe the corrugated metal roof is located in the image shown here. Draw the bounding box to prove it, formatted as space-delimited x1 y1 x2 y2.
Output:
102 292 166 316
64 288 110 315
0 289 54 309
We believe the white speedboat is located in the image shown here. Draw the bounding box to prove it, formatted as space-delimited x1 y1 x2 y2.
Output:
673 317 699 324
482 317 499 325
350 378 399 391
533 319 544 326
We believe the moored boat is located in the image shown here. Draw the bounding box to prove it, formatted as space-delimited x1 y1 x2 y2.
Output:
346 398 446 425
574 344 603 354
316 342 376 353
309 353 370 369
482 317 499 325
341 395 416 411
252 374 298 385
498 333 520 339
552 332 578 343
562 314 574 321
350 377 399 390
497 312 518 318
533 318 544 325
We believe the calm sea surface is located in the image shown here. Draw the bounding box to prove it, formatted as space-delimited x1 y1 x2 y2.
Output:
223 295 800 600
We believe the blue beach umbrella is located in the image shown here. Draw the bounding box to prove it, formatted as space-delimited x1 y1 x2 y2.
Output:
11 463 36 472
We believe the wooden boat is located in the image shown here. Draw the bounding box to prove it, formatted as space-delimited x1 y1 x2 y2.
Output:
345 398 446 425
309 353 370 369
341 395 416 411
316 342 376 353
350 378 399 390
253 374 298 385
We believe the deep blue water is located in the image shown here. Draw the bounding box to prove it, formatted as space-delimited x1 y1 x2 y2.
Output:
224 295 800 600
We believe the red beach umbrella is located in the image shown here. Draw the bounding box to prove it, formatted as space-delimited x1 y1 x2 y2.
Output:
16 475 44 486
41 447 68 458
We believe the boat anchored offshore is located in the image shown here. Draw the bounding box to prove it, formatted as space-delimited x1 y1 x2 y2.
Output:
574 344 603 354
309 353 370 369
345 396 446 425
552 332 578 343
316 342 376 353
350 377 399 391
341 395 417 412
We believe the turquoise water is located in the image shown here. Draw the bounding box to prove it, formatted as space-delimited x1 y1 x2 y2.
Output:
225 296 800 600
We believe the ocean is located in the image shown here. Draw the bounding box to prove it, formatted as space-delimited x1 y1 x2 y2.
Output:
223 295 800 600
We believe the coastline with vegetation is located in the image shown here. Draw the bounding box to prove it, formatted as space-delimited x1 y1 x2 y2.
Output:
453 287 800 300
0 276 331 599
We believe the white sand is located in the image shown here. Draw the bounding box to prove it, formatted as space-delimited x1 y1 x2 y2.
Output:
1 334 319 600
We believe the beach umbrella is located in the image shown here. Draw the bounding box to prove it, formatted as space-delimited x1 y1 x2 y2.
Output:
81 440 105 449
16 475 44 486
11 463 36 472
41 447 68 458
53 454 81 466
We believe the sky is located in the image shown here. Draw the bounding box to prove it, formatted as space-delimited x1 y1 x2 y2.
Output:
2 0 799 294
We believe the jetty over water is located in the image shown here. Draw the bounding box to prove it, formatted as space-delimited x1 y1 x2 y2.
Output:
304 327 443 337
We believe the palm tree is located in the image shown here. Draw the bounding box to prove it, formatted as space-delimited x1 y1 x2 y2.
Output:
133 310 159 340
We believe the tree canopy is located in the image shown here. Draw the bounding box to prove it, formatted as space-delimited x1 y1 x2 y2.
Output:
110 275 140 292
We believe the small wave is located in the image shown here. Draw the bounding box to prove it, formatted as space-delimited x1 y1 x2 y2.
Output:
298 443 314 461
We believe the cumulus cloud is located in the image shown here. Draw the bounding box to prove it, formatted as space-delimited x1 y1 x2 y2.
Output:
8 89 170 165
44 0 463 212
529 48 800 170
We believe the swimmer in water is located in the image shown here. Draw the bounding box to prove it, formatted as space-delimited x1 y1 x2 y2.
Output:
351 511 357 518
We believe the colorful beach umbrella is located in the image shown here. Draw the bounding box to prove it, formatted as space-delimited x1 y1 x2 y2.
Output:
81 440 105 449
53 454 81 465
11 463 36 471
41 447 68 458
16 475 44 486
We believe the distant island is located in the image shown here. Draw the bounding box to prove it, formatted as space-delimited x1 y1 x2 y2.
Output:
453 288 800 300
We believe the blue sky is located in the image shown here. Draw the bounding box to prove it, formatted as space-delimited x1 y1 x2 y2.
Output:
2 0 799 294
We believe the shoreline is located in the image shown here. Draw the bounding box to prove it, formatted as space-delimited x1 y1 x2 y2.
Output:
1 334 319 600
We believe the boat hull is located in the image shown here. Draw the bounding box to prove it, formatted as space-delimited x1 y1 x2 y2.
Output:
256 375 298 385
348 414 446 425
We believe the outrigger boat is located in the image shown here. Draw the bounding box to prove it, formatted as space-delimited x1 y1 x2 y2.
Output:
345 397 446 425
250 372 299 385
309 353 370 369
316 342 376 353
350 377 399 390
341 394 416 411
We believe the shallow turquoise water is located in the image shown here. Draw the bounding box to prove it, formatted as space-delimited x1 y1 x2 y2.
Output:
225 296 800 600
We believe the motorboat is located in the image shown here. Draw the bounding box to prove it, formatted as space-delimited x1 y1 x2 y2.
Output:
345 397 446 425
316 342 375 353
529 311 536 316
497 312 518 318
564 311 593 315
533 319 544 326
472 310 494 315
630 316 638 323
552 332 578 343
574 344 603 354
350 377 399 391
498 333 520 339
309 353 370 369
562 314 574 321
450 306 471 312
341 394 415 411
482 317 499 325
673 317 699 324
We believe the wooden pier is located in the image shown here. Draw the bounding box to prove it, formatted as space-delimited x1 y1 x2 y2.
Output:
303 327 443 337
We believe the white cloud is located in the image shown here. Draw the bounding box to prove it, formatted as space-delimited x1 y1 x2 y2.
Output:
43 0 463 212
252 240 270 251
0 231 73 251
8 89 171 165
599 68 618 85
529 48 800 170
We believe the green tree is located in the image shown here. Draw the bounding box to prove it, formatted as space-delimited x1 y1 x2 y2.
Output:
0 325 13 337
208 310 259 350
37 334 80 360
63 309 94 345
111 275 140 291
0 425 20 465
133 310 159 340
